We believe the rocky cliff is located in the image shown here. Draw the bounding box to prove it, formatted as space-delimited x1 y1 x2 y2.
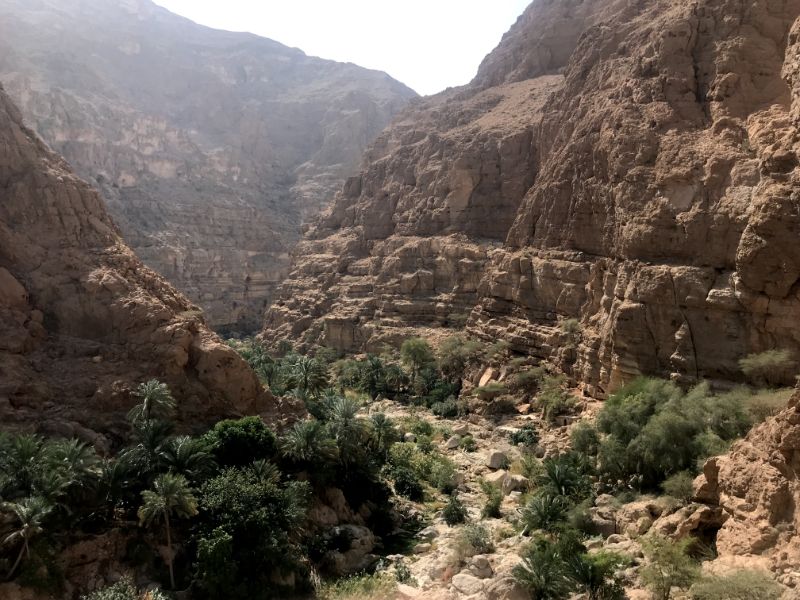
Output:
693 388 800 586
265 0 800 396
0 0 416 334
0 84 270 440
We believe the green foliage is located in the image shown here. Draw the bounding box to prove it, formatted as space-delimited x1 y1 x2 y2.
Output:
640 535 700 600
509 424 539 448
744 387 794 422
279 419 338 468
661 471 695 503
81 578 138 600
357 355 389 400
521 494 570 533
739 349 795 386
390 466 424 501
459 435 477 452
456 523 494 558
437 335 482 382
127 380 176 424
428 456 458 493
159 436 216 484
284 355 329 398
538 454 592 501
196 466 310 597
570 421 600 456
690 570 782 600
537 376 575 423
442 494 467 526
203 417 277 467
315 572 396 600
513 538 573 600
475 382 508 400
567 551 626 600
400 338 435 380
595 379 751 490
431 398 459 418
1 496 54 579
485 340 510 361
511 368 546 393
480 480 502 518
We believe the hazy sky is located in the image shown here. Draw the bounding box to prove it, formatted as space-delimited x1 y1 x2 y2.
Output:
151 1 531 95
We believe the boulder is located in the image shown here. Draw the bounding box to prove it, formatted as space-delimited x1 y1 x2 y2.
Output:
486 451 509 470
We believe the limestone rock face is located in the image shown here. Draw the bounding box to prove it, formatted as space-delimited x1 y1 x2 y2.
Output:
265 0 800 395
0 85 270 436
0 0 416 333
692 389 800 584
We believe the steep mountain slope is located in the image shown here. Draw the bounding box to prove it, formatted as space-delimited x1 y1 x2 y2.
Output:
0 0 416 333
0 84 269 439
264 0 800 396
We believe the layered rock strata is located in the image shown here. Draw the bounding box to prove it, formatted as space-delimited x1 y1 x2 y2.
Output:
0 0 416 333
265 0 800 395
0 84 270 440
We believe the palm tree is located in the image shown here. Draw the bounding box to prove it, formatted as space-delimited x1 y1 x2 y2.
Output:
358 355 387 400
513 539 573 600
1 434 44 497
280 420 338 465
539 455 590 500
159 436 216 483
284 356 329 398
45 438 101 497
122 419 174 479
2 496 53 579
567 552 625 600
325 396 368 467
128 380 176 424
138 473 197 590
250 459 282 484
520 493 570 534
369 413 399 456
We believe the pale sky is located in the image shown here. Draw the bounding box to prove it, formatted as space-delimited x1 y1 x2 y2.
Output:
151 0 532 95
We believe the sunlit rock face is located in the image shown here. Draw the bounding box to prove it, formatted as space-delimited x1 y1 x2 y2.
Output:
0 0 416 334
264 0 800 395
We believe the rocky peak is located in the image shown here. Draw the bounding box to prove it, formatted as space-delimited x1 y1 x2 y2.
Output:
0 84 270 439
0 0 416 333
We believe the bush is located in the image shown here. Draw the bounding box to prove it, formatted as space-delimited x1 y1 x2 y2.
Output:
400 338 435 379
745 387 793 422
661 471 695 503
480 479 502 518
442 494 467 525
739 349 795 386
511 368 545 393
513 538 573 600
437 335 482 382
391 466 425 501
690 570 782 600
202 417 276 467
456 523 494 558
537 376 576 423
595 379 751 490
509 424 539 448
428 456 459 494
459 435 477 452
431 398 459 418
570 421 600 456
640 535 700 600
316 573 396 600
81 579 138 600
475 382 508 401
520 493 569 533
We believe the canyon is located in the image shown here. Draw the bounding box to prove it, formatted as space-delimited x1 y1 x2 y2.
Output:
265 0 800 398
0 0 416 333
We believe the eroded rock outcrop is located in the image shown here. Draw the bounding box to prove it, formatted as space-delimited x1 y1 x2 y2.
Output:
0 0 416 333
692 388 800 586
265 0 800 396
0 84 270 438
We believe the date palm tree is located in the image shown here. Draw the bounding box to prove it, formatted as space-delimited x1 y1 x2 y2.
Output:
128 379 176 424
280 419 338 466
138 473 197 589
2 496 52 579
159 436 216 484
284 356 329 399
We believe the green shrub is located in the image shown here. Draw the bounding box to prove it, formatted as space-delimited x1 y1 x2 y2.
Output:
431 398 459 418
739 349 795 386
480 479 503 518
457 523 494 557
459 435 477 452
401 338 435 381
640 535 700 600
511 368 546 393
437 335 482 382
538 454 592 501
570 421 600 456
513 538 573 600
442 494 467 526
661 471 695 503
690 570 782 600
475 382 508 400
391 466 425 501
509 424 539 447
745 387 793 422
428 456 459 494
202 417 276 467
81 579 138 600
537 376 576 423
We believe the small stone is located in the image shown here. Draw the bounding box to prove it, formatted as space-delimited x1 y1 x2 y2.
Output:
417 526 438 541
445 435 461 450
452 572 485 595
404 432 417 442
413 542 432 554
485 470 508 487
92 355 103 363
452 423 470 436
